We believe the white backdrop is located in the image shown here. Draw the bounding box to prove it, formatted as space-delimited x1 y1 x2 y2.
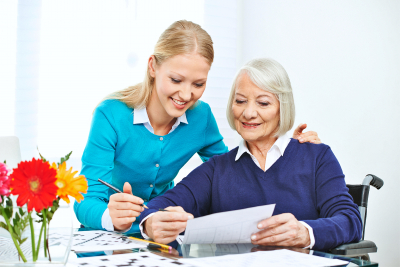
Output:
237 0 400 265
1 1 399 265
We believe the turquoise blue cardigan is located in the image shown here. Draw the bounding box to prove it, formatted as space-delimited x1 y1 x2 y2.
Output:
73 99 228 234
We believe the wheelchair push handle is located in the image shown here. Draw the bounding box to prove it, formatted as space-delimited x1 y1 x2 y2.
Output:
362 174 384 189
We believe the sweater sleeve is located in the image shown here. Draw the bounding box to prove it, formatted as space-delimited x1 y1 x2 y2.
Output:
73 104 117 230
139 157 216 223
303 147 362 251
197 105 229 162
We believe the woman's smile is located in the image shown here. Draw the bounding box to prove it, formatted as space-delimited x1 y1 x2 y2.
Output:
242 122 262 129
170 97 188 109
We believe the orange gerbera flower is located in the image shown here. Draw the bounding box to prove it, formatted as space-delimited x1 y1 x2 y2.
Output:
10 158 58 212
51 162 88 204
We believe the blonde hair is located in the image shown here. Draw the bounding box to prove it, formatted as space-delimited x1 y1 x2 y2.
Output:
226 58 295 137
103 20 214 110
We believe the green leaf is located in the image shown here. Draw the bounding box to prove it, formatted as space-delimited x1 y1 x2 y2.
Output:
14 224 21 236
20 237 28 245
0 221 8 231
38 153 47 162
5 197 13 216
19 208 24 217
11 231 18 240
4 207 12 219
3 160 5 164
37 147 48 162
59 151 73 167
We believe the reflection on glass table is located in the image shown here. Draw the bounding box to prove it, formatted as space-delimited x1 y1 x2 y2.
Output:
69 241 378 267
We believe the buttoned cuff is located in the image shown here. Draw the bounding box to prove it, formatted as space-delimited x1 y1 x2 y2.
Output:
300 221 315 249
101 208 132 233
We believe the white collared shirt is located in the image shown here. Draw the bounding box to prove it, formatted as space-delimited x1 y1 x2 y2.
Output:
235 133 315 249
133 107 188 134
101 107 188 233
235 133 291 172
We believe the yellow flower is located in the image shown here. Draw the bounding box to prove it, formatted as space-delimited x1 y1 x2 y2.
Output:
51 162 88 204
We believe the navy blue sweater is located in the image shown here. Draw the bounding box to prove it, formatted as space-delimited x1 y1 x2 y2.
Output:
139 139 362 251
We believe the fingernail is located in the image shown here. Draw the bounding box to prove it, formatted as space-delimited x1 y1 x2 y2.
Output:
251 235 257 240
188 215 194 219
258 223 263 229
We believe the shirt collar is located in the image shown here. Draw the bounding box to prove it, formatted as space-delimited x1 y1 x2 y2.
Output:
133 107 188 125
235 132 291 161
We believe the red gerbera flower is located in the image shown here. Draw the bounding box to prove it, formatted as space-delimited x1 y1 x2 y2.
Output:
10 158 58 212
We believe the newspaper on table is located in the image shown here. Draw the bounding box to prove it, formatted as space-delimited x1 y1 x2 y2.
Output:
71 230 146 252
67 249 349 267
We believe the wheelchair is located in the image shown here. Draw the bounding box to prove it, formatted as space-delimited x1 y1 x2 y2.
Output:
329 174 384 261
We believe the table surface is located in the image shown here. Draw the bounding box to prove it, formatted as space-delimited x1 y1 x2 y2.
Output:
69 233 379 267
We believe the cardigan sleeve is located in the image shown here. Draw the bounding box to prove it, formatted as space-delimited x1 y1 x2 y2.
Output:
73 104 117 230
139 157 216 223
302 147 362 251
197 104 228 162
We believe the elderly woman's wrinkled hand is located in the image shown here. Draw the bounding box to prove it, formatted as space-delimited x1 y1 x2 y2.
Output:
251 213 311 248
144 206 193 244
293 123 321 144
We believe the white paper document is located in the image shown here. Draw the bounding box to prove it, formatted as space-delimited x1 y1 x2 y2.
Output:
179 249 349 267
68 252 198 267
183 204 275 244
71 231 146 252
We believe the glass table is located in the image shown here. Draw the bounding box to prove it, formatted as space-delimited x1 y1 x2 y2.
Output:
69 236 379 267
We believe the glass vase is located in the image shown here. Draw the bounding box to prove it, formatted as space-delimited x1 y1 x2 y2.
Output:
0 205 73 266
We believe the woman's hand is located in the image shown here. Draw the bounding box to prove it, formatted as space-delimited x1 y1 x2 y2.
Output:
108 182 144 231
293 123 321 144
144 206 193 244
251 213 311 248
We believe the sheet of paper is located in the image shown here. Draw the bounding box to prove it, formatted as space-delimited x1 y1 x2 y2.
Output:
71 231 146 252
183 204 275 244
176 235 185 245
181 243 257 258
179 249 349 267
68 252 199 267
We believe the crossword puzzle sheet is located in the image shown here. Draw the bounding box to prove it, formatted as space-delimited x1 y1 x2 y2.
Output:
67 252 199 267
72 231 146 252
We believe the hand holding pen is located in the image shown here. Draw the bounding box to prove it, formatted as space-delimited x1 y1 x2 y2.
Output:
98 179 148 231
143 206 193 245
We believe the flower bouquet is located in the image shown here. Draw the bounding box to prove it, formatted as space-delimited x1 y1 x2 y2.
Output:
0 152 88 264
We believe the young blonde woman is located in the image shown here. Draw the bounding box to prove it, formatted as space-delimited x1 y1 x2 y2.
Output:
73 20 320 234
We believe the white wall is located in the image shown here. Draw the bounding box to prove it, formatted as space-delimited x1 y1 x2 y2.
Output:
239 0 400 265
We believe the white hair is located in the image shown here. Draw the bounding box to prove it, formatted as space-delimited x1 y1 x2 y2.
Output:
226 58 295 137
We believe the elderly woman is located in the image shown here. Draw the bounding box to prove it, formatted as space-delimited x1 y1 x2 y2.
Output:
138 58 362 251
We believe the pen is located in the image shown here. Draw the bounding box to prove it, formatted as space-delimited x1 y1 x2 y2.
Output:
128 236 172 252
98 178 149 209
159 208 170 212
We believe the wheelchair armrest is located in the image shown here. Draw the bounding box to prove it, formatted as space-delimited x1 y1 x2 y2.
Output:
330 240 377 256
